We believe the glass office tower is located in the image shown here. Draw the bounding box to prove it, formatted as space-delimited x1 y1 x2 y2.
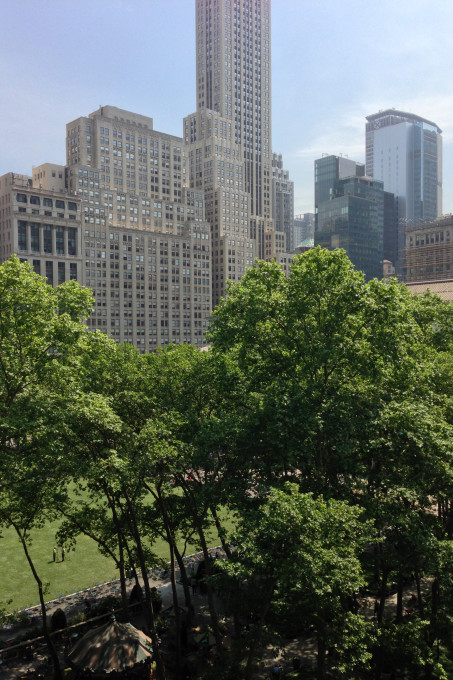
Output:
365 109 442 222
315 155 384 281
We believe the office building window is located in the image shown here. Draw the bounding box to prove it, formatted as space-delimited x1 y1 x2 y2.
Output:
30 224 40 252
18 221 27 251
56 227 65 254
68 227 77 255
46 261 53 285
58 262 65 284
44 226 52 253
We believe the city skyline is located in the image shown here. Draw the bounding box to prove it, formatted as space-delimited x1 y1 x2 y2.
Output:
2 0 453 215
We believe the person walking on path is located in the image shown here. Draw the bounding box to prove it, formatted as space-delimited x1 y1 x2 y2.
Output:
53 546 57 562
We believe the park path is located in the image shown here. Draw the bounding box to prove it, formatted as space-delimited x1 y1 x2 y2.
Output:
0 559 430 679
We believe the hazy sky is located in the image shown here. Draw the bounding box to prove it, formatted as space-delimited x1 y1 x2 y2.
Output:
2 0 453 214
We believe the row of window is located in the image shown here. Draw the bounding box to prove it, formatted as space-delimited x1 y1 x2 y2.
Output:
410 230 451 247
21 259 77 285
18 222 77 256
16 194 77 211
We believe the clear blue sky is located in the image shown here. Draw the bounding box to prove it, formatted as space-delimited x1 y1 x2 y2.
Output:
2 0 453 215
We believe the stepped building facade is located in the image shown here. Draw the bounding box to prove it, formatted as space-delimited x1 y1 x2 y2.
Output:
0 0 291 348
0 106 212 352
187 0 291 306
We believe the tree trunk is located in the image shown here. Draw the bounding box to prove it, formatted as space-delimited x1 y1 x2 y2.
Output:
377 568 389 625
373 542 380 584
169 540 182 676
60 506 129 615
194 513 223 651
174 545 193 611
210 504 232 559
16 527 62 680
415 570 424 619
118 539 130 621
122 490 167 680
102 485 134 617
447 501 453 539
396 573 404 623
153 485 182 677
430 579 439 649
180 479 222 651
316 632 328 680
244 586 274 680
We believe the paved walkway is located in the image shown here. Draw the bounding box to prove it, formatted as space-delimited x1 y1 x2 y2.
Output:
0 561 428 679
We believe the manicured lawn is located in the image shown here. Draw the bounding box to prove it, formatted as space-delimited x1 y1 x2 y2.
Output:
0 510 234 613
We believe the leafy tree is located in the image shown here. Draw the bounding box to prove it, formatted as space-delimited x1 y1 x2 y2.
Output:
208 248 423 495
0 256 92 680
57 334 168 680
208 248 453 675
220 483 375 679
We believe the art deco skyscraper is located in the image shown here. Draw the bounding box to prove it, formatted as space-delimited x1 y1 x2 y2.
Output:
195 0 273 256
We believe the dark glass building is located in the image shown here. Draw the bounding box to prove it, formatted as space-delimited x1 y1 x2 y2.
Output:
315 155 384 280
383 190 399 272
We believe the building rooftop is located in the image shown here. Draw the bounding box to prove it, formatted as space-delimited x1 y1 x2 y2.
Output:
366 109 442 134
406 279 453 302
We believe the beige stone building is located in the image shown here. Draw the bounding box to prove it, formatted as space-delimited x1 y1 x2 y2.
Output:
0 171 82 286
0 105 212 352
183 109 255 306
0 0 294 350
403 214 453 283
272 153 295 253
32 163 66 193
406 279 453 302
65 106 212 350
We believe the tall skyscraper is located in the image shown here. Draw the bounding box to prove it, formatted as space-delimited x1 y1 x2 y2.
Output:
2 0 288 350
188 0 285 306
365 109 442 222
195 0 272 248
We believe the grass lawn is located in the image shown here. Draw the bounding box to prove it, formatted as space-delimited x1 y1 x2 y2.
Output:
0 510 234 613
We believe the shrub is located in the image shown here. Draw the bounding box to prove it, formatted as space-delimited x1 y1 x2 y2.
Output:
51 608 67 632
86 596 122 620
